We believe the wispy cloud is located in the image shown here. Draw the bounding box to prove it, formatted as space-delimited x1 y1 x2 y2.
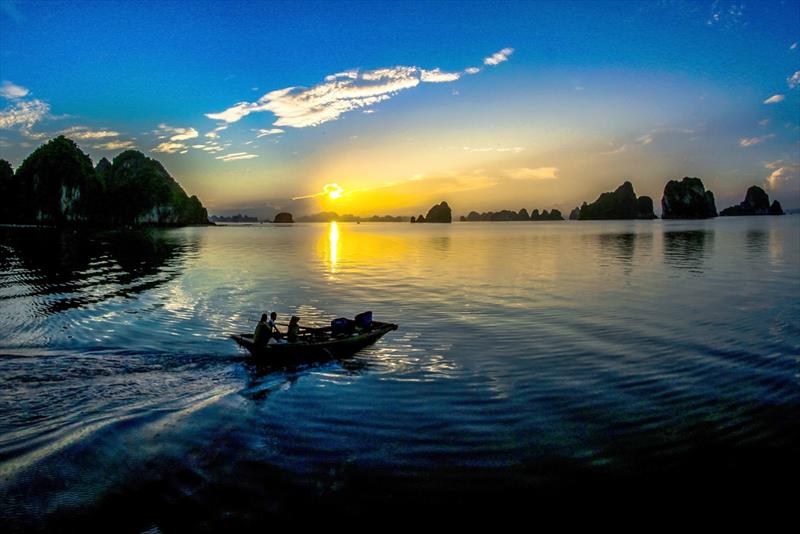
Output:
93 140 136 151
206 49 513 129
204 124 228 138
505 167 559 180
155 123 199 141
254 128 284 138
706 1 746 27
420 68 461 83
0 98 49 129
446 145 524 153
483 48 514 66
0 80 29 99
59 125 120 140
151 124 199 153
601 126 695 155
791 42 798 50
763 94 785 104
216 152 259 162
293 183 345 200
739 134 774 147
788 71 800 90
464 67 481 75
152 141 187 154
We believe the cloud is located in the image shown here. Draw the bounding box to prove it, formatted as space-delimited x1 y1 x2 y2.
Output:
59 126 120 140
739 134 774 147
765 160 798 190
254 128 284 138
0 80 29 99
293 183 345 200
206 66 423 128
152 141 187 153
155 123 199 141
93 140 136 151
791 42 798 50
483 48 514 66
758 118 770 126
420 68 461 83
204 124 228 138
0 99 49 129
636 133 654 145
505 167 559 180
464 67 481 75
763 94 785 104
205 50 508 129
448 145 524 153
788 71 800 90
706 1 745 27
216 152 259 162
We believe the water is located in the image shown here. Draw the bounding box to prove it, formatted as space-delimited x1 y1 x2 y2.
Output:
1 218 798 528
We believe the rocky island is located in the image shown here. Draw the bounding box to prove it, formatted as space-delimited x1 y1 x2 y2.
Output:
571 181 657 220
719 185 784 216
661 177 717 219
0 136 208 226
273 212 294 223
412 201 452 223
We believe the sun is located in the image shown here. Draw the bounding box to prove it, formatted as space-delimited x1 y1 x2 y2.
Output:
324 183 344 201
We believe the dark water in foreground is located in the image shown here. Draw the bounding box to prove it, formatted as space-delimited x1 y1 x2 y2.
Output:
1 218 799 528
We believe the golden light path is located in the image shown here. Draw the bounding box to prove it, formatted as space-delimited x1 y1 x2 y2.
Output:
328 221 339 273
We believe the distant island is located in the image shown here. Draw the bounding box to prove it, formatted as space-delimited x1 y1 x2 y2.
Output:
411 201 452 223
295 211 410 222
209 214 260 223
720 185 784 216
0 136 209 226
568 181 657 220
459 208 564 221
273 212 294 223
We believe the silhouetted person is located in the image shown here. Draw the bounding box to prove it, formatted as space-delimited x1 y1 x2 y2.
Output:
267 311 281 341
287 315 301 343
253 313 270 347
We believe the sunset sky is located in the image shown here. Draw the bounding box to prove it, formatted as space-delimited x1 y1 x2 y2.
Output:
1 0 799 216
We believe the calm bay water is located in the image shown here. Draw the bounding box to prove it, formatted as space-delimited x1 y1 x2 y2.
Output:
1 218 799 528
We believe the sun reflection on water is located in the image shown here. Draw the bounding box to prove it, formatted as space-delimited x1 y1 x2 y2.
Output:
328 221 339 273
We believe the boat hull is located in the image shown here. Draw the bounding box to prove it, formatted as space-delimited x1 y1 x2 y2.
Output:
231 321 398 363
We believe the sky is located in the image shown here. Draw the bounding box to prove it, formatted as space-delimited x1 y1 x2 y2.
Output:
1 0 799 216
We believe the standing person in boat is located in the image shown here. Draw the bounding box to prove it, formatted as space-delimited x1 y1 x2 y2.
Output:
287 315 301 343
253 313 271 347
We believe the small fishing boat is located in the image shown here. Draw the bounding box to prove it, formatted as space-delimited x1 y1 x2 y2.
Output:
231 313 398 362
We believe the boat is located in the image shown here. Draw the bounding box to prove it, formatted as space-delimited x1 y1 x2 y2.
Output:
231 315 398 362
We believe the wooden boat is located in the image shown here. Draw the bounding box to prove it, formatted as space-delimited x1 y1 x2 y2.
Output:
231 320 398 362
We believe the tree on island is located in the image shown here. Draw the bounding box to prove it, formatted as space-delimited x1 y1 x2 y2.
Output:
0 137 209 226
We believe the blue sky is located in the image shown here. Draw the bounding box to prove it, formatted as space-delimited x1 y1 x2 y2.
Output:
1 0 799 214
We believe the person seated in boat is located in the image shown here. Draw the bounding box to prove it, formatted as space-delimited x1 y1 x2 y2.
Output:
267 311 282 341
253 313 271 347
287 315 301 343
